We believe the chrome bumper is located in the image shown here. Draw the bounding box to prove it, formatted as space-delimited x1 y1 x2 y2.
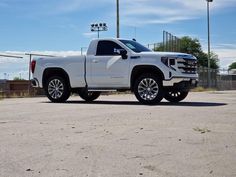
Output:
163 77 198 87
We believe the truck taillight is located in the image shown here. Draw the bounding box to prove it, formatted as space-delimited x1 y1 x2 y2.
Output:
31 60 36 74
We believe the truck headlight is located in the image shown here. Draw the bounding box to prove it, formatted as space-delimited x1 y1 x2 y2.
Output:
161 57 176 66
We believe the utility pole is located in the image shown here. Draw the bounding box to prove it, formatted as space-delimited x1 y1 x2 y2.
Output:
206 0 213 88
28 54 32 95
116 0 120 38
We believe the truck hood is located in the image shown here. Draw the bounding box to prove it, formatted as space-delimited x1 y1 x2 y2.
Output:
138 51 196 59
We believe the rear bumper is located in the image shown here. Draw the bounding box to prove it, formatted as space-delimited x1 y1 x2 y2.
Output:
31 78 39 88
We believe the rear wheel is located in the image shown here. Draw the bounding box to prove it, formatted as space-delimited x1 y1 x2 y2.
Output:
78 90 101 102
134 73 164 105
164 91 189 103
45 76 70 103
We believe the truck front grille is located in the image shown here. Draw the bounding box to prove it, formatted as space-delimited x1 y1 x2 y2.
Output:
177 58 197 74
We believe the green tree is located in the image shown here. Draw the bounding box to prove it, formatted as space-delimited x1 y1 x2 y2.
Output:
153 43 164 51
179 36 202 56
229 62 236 70
209 52 219 70
179 36 219 69
13 77 25 81
154 36 219 69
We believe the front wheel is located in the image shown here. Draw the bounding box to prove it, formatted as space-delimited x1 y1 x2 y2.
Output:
164 91 189 103
134 74 164 105
78 90 101 102
45 76 70 103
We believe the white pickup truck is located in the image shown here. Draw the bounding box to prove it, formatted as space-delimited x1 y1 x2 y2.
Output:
31 38 198 105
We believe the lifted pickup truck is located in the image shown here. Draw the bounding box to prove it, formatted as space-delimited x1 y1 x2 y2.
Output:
31 38 198 105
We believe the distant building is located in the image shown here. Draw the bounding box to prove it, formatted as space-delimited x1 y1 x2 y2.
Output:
0 79 7 84
229 69 236 75
0 79 7 91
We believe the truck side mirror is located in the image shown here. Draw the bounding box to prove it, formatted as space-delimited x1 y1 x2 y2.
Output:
120 49 128 60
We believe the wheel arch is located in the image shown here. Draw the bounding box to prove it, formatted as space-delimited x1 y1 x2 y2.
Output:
42 68 71 89
130 65 165 91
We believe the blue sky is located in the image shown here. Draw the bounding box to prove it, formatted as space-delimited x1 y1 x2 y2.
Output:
0 0 236 79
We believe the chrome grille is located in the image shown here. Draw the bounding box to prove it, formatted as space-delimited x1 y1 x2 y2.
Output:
177 58 197 74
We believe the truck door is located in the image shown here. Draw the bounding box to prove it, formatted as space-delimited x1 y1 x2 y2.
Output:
87 40 130 88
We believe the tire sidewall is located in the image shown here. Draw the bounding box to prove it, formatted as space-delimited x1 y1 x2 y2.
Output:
164 91 189 103
45 76 70 103
134 73 164 105
78 90 101 102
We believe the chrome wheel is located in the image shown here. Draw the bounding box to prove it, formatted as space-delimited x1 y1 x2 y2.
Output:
138 78 159 101
48 79 64 99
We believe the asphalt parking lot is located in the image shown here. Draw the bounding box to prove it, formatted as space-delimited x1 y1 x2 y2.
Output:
0 91 236 177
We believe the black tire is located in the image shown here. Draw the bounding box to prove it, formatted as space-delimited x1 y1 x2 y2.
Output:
45 76 70 103
134 73 164 105
164 91 189 103
78 90 101 102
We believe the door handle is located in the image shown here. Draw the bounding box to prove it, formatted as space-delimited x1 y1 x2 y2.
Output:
92 59 99 63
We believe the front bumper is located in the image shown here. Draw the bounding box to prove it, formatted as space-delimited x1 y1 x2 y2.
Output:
163 77 198 91
163 77 198 86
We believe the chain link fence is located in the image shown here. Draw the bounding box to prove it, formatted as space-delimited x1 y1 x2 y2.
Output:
198 67 236 90
147 31 181 52
147 43 162 51
162 31 181 52
198 67 217 88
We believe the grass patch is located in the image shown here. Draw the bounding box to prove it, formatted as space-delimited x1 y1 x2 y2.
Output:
0 90 31 99
191 86 216 92
0 90 3 100
10 92 30 98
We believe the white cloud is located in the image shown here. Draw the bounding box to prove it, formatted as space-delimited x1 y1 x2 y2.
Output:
54 0 113 13
203 43 236 68
213 48 236 69
200 43 236 69
213 43 236 49
83 32 97 38
120 0 236 25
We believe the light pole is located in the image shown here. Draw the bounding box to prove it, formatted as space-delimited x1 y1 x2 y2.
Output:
91 23 108 38
116 0 120 38
206 0 213 88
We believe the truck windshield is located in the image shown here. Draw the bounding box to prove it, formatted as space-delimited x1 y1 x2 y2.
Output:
119 40 151 53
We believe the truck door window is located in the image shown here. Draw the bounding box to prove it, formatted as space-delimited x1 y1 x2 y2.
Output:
119 40 151 53
96 41 124 56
